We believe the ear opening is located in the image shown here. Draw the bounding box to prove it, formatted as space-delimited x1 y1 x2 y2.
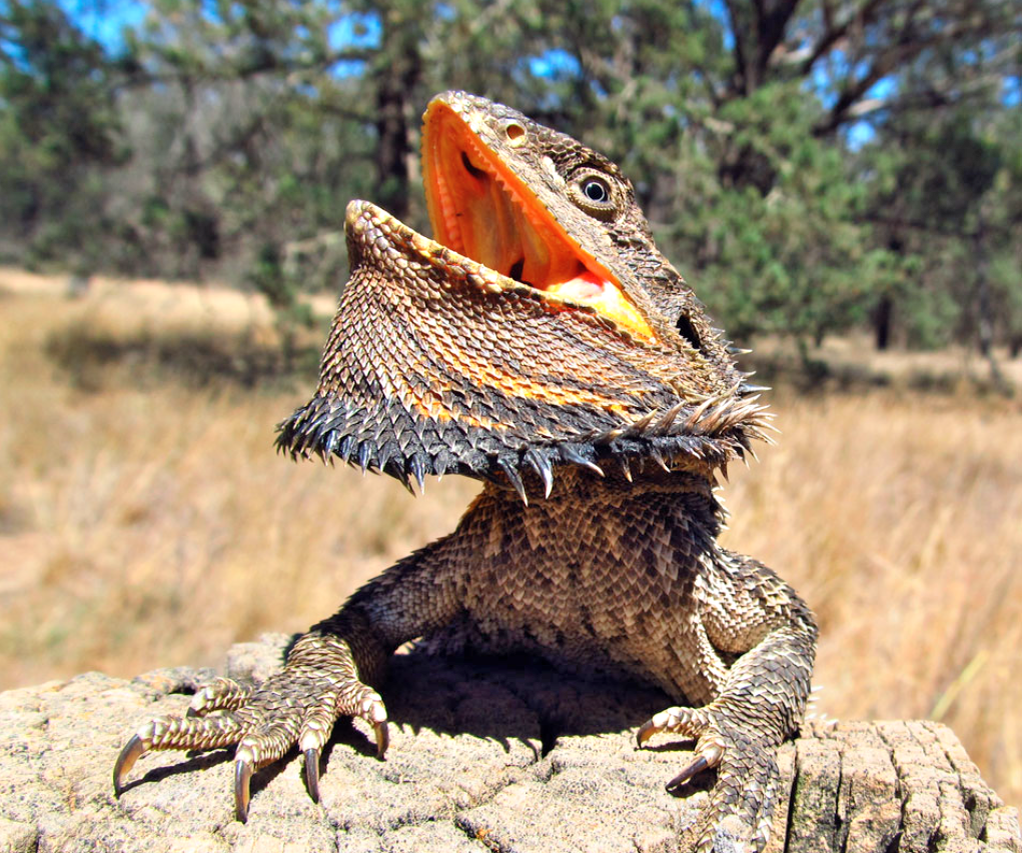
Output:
676 314 702 351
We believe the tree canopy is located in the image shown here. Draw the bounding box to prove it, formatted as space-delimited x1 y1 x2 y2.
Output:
1 0 1019 357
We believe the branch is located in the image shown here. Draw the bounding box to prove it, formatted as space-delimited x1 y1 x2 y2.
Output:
114 46 375 92
810 1 1010 135
723 0 751 95
753 0 804 84
798 0 887 77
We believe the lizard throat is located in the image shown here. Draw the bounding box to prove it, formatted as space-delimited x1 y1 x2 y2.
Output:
422 104 654 341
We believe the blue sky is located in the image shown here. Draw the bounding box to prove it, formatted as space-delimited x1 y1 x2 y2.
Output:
54 2 585 84
55 1 382 55
54 1 383 77
56 0 147 53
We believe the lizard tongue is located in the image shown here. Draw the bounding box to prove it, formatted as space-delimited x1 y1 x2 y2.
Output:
545 270 605 302
547 271 652 337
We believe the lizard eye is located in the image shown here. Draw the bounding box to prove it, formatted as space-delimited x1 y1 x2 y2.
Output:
582 179 609 203
569 172 618 220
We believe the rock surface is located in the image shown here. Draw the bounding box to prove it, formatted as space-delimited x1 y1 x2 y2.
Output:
1 634 1018 853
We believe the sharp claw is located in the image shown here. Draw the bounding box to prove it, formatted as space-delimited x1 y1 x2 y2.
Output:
304 748 321 803
113 735 145 795
185 707 199 718
374 720 389 759
636 719 658 748
666 754 710 791
234 759 253 822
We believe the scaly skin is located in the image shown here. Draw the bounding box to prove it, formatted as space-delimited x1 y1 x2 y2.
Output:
114 92 817 852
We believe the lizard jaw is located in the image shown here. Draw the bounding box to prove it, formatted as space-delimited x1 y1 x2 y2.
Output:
343 198 644 324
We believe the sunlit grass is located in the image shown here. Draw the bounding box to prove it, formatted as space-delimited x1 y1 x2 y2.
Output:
1 268 1018 806
721 391 1022 804
0 271 478 686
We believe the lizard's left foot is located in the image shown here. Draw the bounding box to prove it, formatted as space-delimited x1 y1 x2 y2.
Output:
637 705 726 790
637 704 779 852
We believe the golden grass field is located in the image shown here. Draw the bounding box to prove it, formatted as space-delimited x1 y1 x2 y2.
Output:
1 267 1019 807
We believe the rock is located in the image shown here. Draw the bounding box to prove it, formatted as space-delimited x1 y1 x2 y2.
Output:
0 634 1018 853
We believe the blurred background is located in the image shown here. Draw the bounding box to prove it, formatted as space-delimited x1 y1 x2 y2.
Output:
0 0 1020 806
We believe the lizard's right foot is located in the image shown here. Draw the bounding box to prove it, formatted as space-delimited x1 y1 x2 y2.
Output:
113 643 388 821
637 703 780 852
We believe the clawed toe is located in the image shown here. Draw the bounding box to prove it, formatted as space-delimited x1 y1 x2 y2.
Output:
113 734 145 796
665 739 725 791
303 748 322 803
234 757 254 821
637 705 714 745
638 703 780 852
372 718 389 758
636 717 659 748
114 712 243 796
299 716 386 806
188 677 252 718
667 754 710 791
636 704 728 793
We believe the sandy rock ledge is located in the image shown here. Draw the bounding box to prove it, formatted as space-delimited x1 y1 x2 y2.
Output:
0 634 1018 853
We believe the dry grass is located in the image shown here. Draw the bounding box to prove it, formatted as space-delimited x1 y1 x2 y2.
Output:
0 269 478 686
1 268 1019 806
721 391 1022 805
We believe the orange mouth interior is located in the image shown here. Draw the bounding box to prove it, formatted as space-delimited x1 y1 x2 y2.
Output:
422 103 654 341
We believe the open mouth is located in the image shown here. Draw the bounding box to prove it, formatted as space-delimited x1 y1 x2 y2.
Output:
421 101 654 341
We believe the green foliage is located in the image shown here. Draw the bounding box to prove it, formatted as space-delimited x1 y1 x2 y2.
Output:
0 0 126 271
655 82 888 347
1 0 1020 364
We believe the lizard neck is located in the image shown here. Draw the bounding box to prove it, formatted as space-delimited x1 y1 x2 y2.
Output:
480 466 727 542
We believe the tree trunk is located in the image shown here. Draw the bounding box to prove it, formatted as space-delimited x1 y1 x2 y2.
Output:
974 216 1011 394
873 295 893 351
372 15 423 223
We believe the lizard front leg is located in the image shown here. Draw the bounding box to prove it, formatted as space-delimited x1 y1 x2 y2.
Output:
113 539 464 820
638 554 817 852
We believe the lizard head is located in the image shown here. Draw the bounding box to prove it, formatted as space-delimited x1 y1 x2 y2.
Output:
278 92 770 497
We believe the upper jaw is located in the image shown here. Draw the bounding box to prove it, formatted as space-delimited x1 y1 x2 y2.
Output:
419 95 657 342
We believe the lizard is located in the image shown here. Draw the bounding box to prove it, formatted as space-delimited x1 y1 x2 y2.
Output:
113 91 818 852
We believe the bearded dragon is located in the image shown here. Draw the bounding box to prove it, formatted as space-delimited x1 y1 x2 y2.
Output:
114 92 817 852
